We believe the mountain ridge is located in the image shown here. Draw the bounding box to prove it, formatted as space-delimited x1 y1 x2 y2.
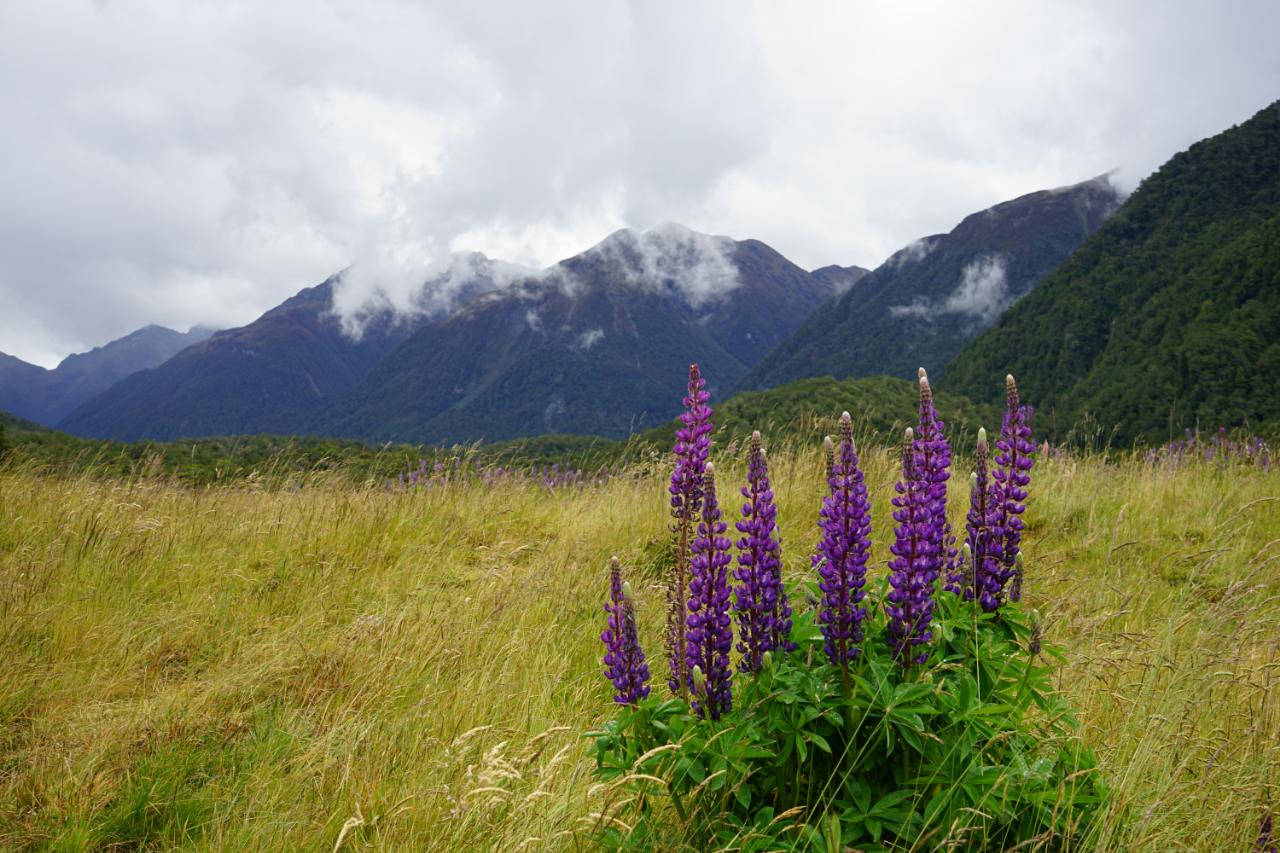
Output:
0 325 215 425
946 101 1280 441
315 227 841 443
738 174 1123 392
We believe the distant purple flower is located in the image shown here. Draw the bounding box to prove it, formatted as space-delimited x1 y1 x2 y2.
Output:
814 412 871 684
886 427 941 665
687 463 733 719
667 363 713 695
956 428 1006 612
1148 425 1272 470
734 431 794 673
601 557 651 705
993 375 1034 603
1257 812 1277 853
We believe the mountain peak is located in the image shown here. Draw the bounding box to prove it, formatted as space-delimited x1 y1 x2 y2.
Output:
572 223 741 308
2 324 218 426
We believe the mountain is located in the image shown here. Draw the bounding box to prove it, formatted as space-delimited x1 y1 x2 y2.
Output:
0 353 47 419
317 225 840 443
738 175 1123 391
59 260 509 440
809 264 871 294
0 325 214 426
947 101 1280 443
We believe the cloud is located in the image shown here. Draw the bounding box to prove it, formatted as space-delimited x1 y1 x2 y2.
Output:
590 223 741 308
524 308 542 333
943 255 1011 320
576 328 605 350
889 254 1010 321
888 300 933 320
328 252 535 338
887 237 939 269
2 1 1279 364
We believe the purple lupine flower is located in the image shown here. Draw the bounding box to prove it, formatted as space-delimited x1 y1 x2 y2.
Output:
733 431 794 674
601 556 651 705
814 411 872 688
957 427 1006 612
886 427 941 665
686 463 733 719
917 368 958 587
667 363 714 696
993 374 1035 603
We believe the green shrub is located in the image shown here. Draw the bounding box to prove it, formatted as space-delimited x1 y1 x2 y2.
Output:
588 587 1106 850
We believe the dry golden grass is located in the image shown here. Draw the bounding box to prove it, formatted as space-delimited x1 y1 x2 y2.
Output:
0 447 1276 850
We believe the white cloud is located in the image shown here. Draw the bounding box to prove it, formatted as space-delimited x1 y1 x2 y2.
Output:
943 255 1011 320
889 254 1012 322
889 300 933 320
1 1 1279 364
576 328 605 349
590 223 741 308
329 252 535 338
887 237 938 269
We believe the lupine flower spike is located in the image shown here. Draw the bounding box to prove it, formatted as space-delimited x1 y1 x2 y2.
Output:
734 431 794 673
994 374 1035 603
887 427 942 666
601 557 651 705
686 463 734 720
814 411 872 693
917 368 958 586
958 427 1006 612
1027 609 1043 657
668 363 713 695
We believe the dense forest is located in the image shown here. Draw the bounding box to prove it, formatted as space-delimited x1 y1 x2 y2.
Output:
947 101 1280 442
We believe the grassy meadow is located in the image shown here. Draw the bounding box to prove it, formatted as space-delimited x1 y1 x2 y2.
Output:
0 444 1277 850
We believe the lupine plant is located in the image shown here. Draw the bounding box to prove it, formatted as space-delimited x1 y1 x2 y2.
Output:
955 427 1008 611
814 411 872 692
590 366 1105 851
686 463 734 720
601 556 651 705
733 431 794 674
667 364 713 696
994 374 1035 600
917 369 958 586
885 427 941 666
1146 426 1274 470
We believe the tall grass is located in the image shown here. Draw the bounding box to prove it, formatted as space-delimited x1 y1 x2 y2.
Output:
0 447 1276 850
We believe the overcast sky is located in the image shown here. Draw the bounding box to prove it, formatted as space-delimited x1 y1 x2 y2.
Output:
2 1 1278 366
